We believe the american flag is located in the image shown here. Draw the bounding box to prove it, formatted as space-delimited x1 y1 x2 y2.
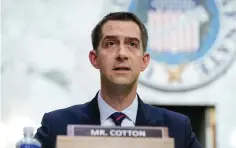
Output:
147 10 200 53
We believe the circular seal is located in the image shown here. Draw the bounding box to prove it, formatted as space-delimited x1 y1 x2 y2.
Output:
126 0 236 92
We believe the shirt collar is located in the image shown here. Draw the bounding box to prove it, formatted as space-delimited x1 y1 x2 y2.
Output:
97 90 138 124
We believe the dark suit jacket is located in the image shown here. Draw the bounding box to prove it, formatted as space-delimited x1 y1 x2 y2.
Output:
34 93 202 148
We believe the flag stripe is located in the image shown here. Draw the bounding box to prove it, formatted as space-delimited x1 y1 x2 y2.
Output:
147 11 200 53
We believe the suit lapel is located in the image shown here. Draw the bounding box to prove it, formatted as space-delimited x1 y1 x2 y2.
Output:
78 92 101 125
135 96 149 126
135 95 164 126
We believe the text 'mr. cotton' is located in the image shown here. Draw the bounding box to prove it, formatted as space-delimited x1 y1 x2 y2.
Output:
90 129 146 137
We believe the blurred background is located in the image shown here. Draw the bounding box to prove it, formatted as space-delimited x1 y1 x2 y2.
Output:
1 0 236 148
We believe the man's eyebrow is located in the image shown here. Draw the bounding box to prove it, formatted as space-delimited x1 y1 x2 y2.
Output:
126 37 140 43
102 35 118 41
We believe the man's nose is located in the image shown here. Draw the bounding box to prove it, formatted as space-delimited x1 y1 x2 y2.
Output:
116 44 129 61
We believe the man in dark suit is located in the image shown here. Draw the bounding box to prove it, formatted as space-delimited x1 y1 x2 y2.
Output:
34 12 202 148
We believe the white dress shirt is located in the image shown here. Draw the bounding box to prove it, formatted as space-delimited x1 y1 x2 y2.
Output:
97 90 138 127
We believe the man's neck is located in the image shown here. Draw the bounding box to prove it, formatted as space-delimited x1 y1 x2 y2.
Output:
100 81 138 111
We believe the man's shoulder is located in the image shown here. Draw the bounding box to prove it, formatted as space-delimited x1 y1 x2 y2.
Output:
143 104 201 147
44 102 90 119
145 103 188 123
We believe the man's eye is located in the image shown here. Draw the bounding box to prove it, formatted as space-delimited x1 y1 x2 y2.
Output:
106 41 116 46
129 42 137 47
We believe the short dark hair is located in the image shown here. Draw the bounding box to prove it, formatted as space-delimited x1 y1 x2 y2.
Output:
91 12 148 52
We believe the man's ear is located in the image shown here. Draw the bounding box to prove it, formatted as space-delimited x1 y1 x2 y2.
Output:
89 50 99 69
141 52 150 71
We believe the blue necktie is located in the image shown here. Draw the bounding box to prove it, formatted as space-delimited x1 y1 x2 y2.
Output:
110 112 126 126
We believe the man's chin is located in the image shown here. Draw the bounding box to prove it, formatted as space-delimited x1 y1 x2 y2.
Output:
110 78 136 86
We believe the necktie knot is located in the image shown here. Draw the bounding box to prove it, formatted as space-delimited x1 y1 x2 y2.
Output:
110 112 126 126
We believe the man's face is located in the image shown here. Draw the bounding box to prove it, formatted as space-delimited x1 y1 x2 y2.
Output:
89 20 150 85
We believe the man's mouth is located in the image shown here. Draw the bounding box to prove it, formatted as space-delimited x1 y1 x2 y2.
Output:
113 66 131 71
